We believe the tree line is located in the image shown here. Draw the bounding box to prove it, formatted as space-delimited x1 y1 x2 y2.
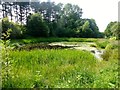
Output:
0 1 105 39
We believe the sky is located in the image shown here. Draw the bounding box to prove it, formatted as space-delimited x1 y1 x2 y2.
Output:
42 0 119 32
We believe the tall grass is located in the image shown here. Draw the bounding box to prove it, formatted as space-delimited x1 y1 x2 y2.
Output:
2 49 118 88
96 40 109 49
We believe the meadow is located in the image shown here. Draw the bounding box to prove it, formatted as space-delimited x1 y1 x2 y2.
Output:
1 38 119 88
0 0 119 88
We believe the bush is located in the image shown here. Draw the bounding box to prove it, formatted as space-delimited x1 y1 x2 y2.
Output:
10 24 26 39
2 17 25 39
96 41 109 49
2 17 11 33
102 44 113 61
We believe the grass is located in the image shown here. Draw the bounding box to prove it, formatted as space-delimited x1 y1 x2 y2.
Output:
11 37 99 44
1 37 119 88
2 48 118 88
10 37 108 50
96 40 110 49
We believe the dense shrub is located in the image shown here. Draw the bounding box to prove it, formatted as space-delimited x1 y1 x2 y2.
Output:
10 24 26 39
102 44 113 61
96 41 109 49
2 17 11 33
2 17 25 39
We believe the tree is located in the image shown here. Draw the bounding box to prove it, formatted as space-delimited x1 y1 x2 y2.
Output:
104 22 114 38
75 19 100 38
82 21 93 37
111 22 118 37
0 0 31 24
38 2 63 36
88 19 100 37
30 0 40 13
63 4 82 20
104 21 119 39
62 3 82 28
55 3 83 37
27 13 49 37
0 1 103 38
14 1 30 25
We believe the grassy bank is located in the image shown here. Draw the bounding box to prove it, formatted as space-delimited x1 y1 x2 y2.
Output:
2 49 118 88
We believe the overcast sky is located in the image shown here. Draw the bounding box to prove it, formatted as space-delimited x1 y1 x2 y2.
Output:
42 0 119 32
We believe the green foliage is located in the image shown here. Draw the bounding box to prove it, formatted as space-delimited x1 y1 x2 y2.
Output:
2 49 96 88
54 3 83 37
1 2 103 38
2 17 11 33
10 23 26 39
98 32 105 38
101 42 119 61
86 19 100 37
1 29 13 87
104 21 119 39
2 17 25 39
82 21 92 37
11 37 98 44
75 19 100 38
93 58 118 88
27 13 49 37
102 44 113 61
96 40 109 49
2 48 118 88
1 37 118 88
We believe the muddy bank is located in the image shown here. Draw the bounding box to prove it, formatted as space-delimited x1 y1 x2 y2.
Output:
13 43 73 50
